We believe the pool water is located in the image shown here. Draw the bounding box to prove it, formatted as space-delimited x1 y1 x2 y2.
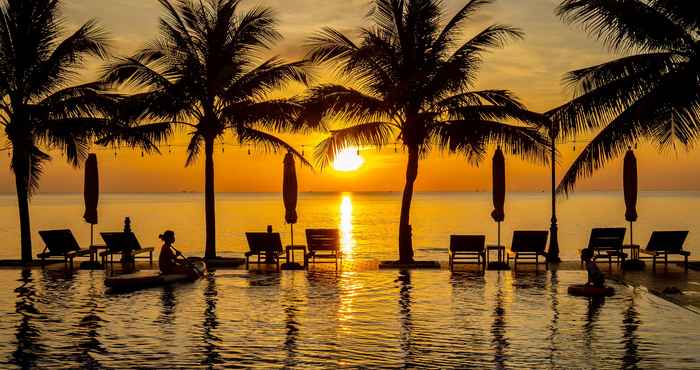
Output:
0 269 698 369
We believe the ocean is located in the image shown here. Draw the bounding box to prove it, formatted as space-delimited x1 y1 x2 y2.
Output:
0 191 698 261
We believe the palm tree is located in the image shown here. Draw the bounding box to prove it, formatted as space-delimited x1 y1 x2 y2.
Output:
0 0 117 263
103 0 310 259
551 0 700 193
301 0 550 263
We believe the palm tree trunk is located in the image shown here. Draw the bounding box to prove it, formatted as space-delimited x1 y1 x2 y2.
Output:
398 146 418 263
204 136 217 259
13 157 32 264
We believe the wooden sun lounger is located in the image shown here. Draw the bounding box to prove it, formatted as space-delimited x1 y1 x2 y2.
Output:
586 227 627 266
507 231 548 270
305 229 341 269
639 231 690 272
449 235 486 271
37 229 92 269
99 232 154 267
245 232 285 271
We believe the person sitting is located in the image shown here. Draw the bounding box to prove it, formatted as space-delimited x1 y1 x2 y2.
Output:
581 248 605 287
158 230 195 276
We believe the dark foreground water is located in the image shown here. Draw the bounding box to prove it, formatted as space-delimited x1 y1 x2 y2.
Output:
0 269 698 369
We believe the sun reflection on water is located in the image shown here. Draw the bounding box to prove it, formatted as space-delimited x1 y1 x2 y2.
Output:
339 194 355 257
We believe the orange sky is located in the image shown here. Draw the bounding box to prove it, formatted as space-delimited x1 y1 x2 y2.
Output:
1 0 699 193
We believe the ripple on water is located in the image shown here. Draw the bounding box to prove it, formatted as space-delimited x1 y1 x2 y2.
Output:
0 269 698 369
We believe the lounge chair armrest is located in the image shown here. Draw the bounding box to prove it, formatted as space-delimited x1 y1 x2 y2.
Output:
36 252 54 259
133 247 154 255
71 248 93 256
680 251 690 256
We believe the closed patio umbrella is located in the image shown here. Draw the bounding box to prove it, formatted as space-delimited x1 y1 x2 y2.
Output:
623 148 638 246
283 151 298 246
83 153 99 246
491 147 505 247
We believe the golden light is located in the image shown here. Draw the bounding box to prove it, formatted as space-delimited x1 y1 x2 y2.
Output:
339 193 355 256
332 148 364 172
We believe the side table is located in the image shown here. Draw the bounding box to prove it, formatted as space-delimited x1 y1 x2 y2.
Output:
285 245 307 265
486 244 506 265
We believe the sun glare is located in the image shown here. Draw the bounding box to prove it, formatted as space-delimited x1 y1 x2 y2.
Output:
333 148 364 172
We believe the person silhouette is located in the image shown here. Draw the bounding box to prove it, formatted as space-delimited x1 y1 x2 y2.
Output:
581 248 605 287
158 230 194 276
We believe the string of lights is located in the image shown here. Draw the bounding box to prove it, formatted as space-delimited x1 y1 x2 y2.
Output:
0 138 605 158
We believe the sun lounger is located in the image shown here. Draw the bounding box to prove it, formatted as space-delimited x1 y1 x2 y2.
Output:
507 231 548 270
99 232 154 267
449 235 486 271
586 228 627 266
639 231 690 272
245 232 285 270
305 229 341 269
37 229 92 268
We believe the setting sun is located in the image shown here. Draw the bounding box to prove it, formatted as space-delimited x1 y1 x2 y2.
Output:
333 148 364 172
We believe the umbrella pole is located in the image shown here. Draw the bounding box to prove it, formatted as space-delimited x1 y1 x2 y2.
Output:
630 221 633 247
90 224 94 262
290 223 294 262
497 221 501 247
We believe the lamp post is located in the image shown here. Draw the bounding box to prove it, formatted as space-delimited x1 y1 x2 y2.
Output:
547 118 561 262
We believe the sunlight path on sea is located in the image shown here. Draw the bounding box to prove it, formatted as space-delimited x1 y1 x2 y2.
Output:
339 193 355 258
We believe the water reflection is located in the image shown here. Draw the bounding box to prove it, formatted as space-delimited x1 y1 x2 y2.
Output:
583 297 605 365
397 270 415 367
0 269 697 368
75 272 106 369
158 285 176 333
282 275 301 368
622 293 641 369
339 193 355 256
449 272 488 366
201 274 222 368
547 270 560 367
491 272 509 369
12 269 43 369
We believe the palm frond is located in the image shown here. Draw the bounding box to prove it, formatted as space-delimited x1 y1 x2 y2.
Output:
547 52 681 138
428 24 524 100
557 0 694 52
101 56 173 90
314 121 395 169
11 144 52 196
557 65 700 194
96 121 172 155
299 84 390 129
30 18 110 98
221 57 309 103
221 99 302 132
432 0 494 53
237 126 312 168
185 132 202 167
433 119 550 165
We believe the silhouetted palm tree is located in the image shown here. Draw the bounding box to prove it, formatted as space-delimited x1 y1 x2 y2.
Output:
301 0 550 263
103 0 310 259
0 0 116 263
551 0 700 193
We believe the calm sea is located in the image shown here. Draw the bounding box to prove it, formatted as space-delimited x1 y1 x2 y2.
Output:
0 191 698 261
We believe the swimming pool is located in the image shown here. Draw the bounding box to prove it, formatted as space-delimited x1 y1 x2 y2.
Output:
0 269 698 369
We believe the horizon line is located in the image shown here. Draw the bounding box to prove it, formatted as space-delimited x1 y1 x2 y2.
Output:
6 189 700 195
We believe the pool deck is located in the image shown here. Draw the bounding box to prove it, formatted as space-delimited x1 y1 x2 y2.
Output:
3 257 700 313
